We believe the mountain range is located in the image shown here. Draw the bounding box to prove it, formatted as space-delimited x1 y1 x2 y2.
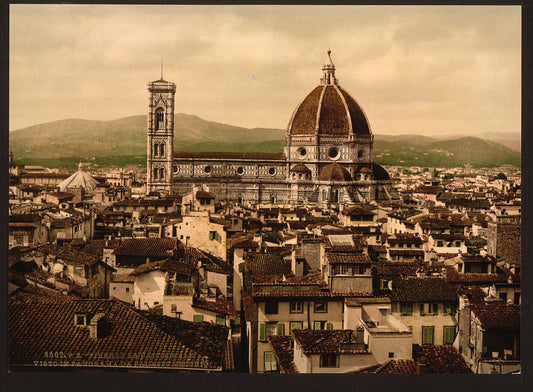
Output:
9 114 520 170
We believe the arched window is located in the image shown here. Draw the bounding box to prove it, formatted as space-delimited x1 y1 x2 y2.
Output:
270 195 276 204
153 167 158 180
155 108 165 131
159 168 165 180
160 143 165 157
333 189 339 202
153 143 158 157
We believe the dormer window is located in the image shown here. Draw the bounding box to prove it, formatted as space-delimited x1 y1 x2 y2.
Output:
74 313 89 326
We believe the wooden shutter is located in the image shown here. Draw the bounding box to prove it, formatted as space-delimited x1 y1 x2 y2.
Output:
260 323 266 341
422 327 434 345
193 314 204 323
314 321 322 330
444 326 455 345
277 323 285 336
326 322 333 330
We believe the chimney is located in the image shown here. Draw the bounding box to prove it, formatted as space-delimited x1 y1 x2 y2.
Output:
417 356 430 374
88 312 107 339
355 326 365 350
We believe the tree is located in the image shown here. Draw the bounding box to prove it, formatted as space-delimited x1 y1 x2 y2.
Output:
496 172 507 180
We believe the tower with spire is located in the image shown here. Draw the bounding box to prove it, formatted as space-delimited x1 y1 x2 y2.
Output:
146 65 176 195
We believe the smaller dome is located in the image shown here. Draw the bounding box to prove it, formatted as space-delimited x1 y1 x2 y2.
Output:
355 164 390 181
318 163 352 182
291 163 311 173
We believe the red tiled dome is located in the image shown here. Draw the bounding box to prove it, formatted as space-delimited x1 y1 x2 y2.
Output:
288 51 371 137
288 85 370 137
318 163 353 182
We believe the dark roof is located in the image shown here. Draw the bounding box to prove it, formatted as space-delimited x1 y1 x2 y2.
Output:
326 253 372 264
253 272 325 286
32 243 101 267
9 291 225 370
354 359 418 374
78 239 122 256
192 297 235 317
290 163 311 173
292 329 369 355
268 336 298 373
318 163 352 182
173 151 286 161
289 85 370 136
471 302 520 329
196 190 215 199
413 345 472 374
111 274 135 283
245 253 291 277
390 277 458 302
354 163 391 181
387 233 425 245
113 238 178 257
253 286 371 299
130 258 193 277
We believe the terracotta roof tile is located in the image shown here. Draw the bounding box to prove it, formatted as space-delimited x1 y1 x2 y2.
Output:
413 345 472 374
326 253 371 264
268 336 298 373
173 151 286 161
471 302 520 329
354 359 418 374
192 297 235 318
33 243 101 267
390 277 458 302
113 238 178 257
245 253 291 277
9 291 226 370
292 329 369 355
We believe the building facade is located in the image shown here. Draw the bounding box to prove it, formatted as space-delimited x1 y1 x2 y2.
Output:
146 51 394 205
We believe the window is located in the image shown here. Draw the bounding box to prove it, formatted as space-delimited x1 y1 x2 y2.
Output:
290 301 303 313
264 352 278 372
320 354 338 368
155 108 165 130
125 287 130 293
314 301 327 313
290 321 304 331
236 167 244 175
420 303 438 316
204 165 212 174
277 323 285 336
113 286 116 291
443 326 456 345
171 304 177 313
193 314 204 323
444 303 455 315
75 314 86 326
436 241 444 247
388 352 395 358
335 264 347 275
209 231 217 240
499 292 508 302
422 326 435 345
265 322 278 337
328 147 339 160
216 315 226 326
401 303 413 316
455 241 461 247
298 147 307 157
268 167 276 176
314 321 327 330
264 301 279 314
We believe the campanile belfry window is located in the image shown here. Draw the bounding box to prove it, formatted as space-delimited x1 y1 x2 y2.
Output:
155 108 165 130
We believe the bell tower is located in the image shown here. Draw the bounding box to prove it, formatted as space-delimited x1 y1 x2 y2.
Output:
146 72 176 195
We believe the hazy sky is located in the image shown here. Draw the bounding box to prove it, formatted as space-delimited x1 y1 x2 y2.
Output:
10 5 521 136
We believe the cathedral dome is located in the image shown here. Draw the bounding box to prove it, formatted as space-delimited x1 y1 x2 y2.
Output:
287 50 371 137
318 163 353 182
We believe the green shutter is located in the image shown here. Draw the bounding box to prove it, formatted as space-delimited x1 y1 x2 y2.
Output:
290 321 303 331
444 326 455 345
193 314 204 323
216 315 225 325
277 323 285 336
326 322 333 330
314 321 321 330
260 323 267 341
433 303 439 315
422 327 434 345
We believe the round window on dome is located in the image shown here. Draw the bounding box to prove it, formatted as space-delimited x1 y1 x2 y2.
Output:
298 147 307 158
328 147 340 160
268 167 277 176
236 166 244 175
204 166 212 174
173 166 179 174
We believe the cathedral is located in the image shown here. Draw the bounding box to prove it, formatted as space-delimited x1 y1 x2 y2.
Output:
146 51 394 206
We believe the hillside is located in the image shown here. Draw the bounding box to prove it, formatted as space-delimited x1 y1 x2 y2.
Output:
9 115 520 169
